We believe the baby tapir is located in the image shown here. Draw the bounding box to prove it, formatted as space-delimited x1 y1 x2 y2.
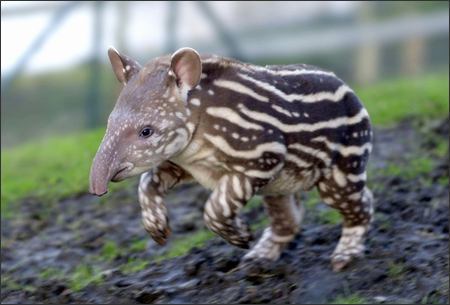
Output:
89 47 374 271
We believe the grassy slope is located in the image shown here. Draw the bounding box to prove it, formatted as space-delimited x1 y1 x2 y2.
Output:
356 73 449 126
1 72 448 214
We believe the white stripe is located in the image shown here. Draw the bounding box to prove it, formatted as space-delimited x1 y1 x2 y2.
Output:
342 225 366 236
312 136 372 156
288 143 331 166
271 104 292 117
348 172 367 183
202 58 335 77
238 104 369 133
232 175 243 199
254 65 336 77
206 107 263 130
244 178 252 200
238 73 352 103
205 200 216 219
204 133 286 159
333 166 347 187
270 230 295 243
219 176 231 217
213 79 269 102
286 154 312 168
245 163 283 179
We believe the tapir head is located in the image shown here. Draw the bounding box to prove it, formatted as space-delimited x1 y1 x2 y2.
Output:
89 47 202 196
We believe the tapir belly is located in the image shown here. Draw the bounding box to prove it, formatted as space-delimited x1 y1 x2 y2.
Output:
260 165 321 195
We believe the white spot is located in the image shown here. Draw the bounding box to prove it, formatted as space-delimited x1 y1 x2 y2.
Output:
186 122 195 134
232 133 239 139
323 197 334 205
190 98 201 106
348 192 362 201
233 165 245 172
208 89 215 95
175 112 185 120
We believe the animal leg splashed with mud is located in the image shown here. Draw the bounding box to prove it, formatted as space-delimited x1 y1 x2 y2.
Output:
89 47 374 271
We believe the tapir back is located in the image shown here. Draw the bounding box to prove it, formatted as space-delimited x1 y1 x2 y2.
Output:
181 56 372 194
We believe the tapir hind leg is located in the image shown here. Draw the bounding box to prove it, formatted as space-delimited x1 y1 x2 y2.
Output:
243 194 303 261
317 170 374 271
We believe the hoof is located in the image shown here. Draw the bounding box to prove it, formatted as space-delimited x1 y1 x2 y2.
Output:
214 217 253 249
225 230 253 249
147 225 171 246
331 251 364 272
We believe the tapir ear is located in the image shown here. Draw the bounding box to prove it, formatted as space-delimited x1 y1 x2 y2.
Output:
108 47 141 84
170 47 202 90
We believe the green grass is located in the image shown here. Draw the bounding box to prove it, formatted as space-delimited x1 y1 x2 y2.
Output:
317 209 341 225
438 176 449 187
243 195 263 211
331 294 367 304
388 261 406 278
100 240 122 262
129 238 148 253
384 156 434 180
2 274 37 293
39 267 65 280
0 128 131 215
155 230 215 261
119 258 150 274
68 264 103 292
251 216 270 231
119 231 215 273
435 139 449 158
356 73 449 126
304 189 320 209
0 72 448 215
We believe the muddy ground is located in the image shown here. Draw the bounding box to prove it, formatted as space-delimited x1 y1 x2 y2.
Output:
1 118 449 304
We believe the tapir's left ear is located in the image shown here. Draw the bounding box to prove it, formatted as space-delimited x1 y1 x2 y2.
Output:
170 47 202 94
108 47 141 84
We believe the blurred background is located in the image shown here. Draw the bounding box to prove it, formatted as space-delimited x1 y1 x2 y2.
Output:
1 1 449 147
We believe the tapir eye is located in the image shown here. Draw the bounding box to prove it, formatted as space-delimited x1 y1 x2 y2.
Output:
139 126 153 138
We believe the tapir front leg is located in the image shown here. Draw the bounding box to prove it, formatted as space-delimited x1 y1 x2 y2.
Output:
203 174 264 249
138 161 191 245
